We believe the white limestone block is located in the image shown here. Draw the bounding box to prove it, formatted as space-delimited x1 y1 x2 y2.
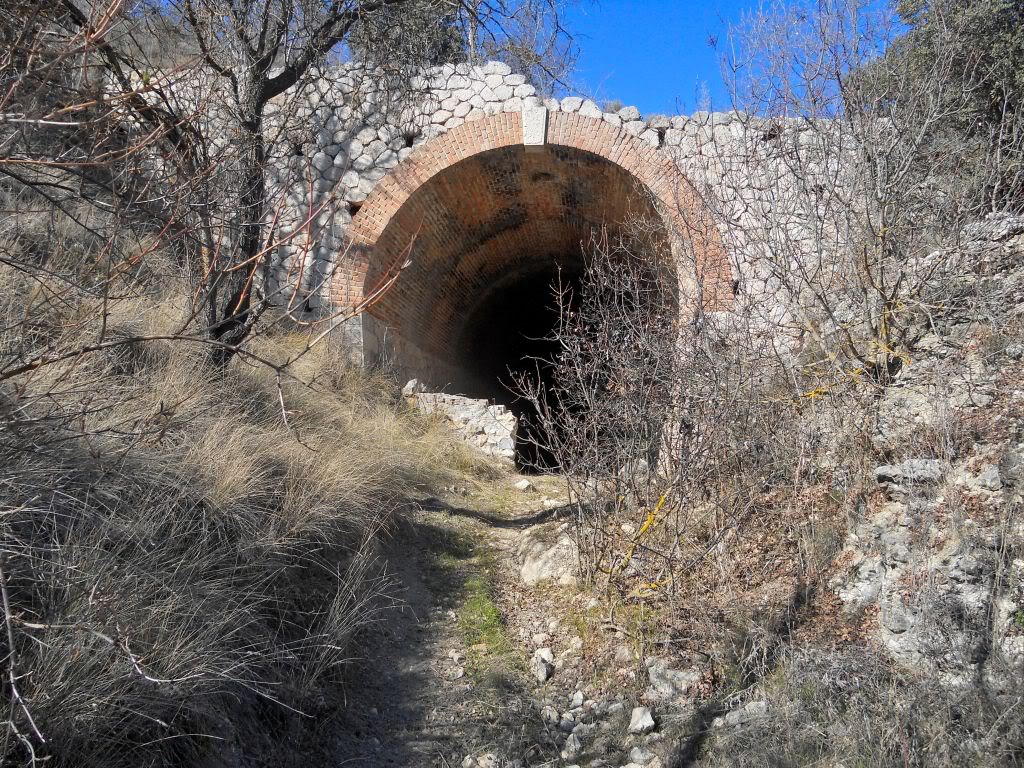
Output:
639 128 660 147
522 105 548 146
560 96 583 112
579 99 602 119
481 61 512 76
623 120 646 137
618 105 641 121
311 152 332 172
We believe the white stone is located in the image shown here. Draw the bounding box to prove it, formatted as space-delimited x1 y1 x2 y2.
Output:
341 170 360 188
522 106 548 146
431 110 453 124
618 105 641 121
628 706 656 734
484 73 504 88
311 152 332 172
560 733 582 759
492 84 514 100
355 126 377 144
560 96 583 112
501 98 524 113
514 479 534 492
603 113 622 127
623 120 646 137
513 83 536 98
639 128 660 147
530 647 555 682
664 128 683 147
579 99 602 119
516 521 576 585
376 149 398 167
453 101 472 118
481 61 512 76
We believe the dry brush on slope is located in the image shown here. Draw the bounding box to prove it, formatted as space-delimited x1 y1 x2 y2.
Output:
0 227 486 765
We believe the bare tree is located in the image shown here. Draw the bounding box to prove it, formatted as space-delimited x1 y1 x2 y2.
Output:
690 0 1024 390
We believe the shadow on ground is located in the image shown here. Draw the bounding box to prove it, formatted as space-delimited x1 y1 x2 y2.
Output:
304 510 553 767
416 495 574 529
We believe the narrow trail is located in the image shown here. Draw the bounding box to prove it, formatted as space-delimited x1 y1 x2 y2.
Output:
325 474 569 767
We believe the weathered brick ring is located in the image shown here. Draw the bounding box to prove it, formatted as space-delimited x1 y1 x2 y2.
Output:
330 109 733 382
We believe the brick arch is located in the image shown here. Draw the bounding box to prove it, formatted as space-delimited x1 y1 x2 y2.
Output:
335 111 733 311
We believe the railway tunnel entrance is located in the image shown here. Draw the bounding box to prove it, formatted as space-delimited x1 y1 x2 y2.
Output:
335 110 733 465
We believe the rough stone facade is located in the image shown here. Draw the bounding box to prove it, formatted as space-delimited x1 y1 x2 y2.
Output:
263 61 746 390
403 380 517 460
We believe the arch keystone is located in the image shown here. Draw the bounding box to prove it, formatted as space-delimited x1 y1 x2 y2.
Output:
522 105 548 146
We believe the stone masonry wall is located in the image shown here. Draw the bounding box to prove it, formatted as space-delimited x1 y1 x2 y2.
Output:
403 380 517 461
263 60 825 390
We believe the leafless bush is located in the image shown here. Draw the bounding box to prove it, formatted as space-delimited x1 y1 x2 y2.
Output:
514 224 817 594
688 0 1024 392
701 645 1024 767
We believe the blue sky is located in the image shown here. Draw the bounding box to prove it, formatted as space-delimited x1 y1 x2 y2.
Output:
563 0 754 117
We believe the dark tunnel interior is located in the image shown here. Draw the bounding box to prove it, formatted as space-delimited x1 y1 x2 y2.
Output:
457 260 584 470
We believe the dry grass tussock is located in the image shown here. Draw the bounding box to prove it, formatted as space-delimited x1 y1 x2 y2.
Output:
700 645 1024 767
0 227 490 765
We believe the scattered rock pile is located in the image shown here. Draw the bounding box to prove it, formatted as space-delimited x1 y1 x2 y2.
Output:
403 379 517 460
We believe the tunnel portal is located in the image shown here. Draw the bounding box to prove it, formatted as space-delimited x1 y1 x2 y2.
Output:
331 110 733 464
363 141 667 398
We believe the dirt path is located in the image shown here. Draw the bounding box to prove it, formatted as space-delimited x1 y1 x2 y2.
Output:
324 476 568 767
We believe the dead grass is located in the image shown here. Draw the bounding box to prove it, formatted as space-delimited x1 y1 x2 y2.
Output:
0 218 483 766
